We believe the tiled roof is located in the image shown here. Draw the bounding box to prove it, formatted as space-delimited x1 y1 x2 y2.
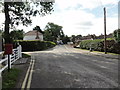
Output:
25 30 43 36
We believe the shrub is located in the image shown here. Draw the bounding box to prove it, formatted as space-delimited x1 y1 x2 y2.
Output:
113 29 120 43
14 40 56 52
79 39 120 54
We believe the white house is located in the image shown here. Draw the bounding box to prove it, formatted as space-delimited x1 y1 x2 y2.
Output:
23 30 44 41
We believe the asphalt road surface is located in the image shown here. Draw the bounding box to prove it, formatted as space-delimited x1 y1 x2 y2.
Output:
29 45 118 88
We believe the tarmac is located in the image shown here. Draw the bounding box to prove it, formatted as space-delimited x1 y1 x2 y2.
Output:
7 46 119 89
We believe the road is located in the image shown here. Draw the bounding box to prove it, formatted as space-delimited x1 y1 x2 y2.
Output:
27 45 118 88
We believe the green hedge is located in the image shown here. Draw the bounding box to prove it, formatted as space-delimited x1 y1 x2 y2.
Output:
14 40 56 52
79 39 120 54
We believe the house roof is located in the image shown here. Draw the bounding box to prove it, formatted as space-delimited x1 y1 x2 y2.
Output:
25 30 43 36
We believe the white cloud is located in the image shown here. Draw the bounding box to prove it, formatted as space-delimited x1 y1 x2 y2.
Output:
18 3 117 36
55 0 118 10
0 0 118 37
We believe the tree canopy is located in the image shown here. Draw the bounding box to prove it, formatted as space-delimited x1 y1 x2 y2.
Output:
33 26 44 34
44 22 65 42
2 1 54 43
10 29 24 40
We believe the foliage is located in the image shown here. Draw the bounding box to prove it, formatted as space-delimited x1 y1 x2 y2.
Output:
71 35 76 43
113 29 120 43
79 39 120 54
62 35 70 44
2 1 54 43
22 53 31 58
33 26 44 33
10 29 24 40
44 22 65 42
14 40 56 51
2 68 21 89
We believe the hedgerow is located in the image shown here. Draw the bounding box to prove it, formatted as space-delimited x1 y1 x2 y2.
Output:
79 39 120 54
14 40 56 51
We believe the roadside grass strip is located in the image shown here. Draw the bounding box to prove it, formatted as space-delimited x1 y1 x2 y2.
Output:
2 68 21 89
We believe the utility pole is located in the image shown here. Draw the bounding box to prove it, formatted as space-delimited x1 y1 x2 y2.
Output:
104 7 107 54
0 34 2 53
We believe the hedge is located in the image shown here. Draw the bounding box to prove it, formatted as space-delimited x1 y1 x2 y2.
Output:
14 40 56 52
79 39 120 54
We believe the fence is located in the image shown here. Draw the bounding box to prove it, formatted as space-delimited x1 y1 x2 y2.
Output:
0 45 22 74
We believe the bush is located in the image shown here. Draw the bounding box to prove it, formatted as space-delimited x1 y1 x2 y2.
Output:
79 39 120 54
14 40 56 52
113 29 120 43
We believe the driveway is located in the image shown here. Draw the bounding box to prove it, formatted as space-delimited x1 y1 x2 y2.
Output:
27 45 118 88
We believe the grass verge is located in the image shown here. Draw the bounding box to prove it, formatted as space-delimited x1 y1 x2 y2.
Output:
22 53 31 58
2 68 21 90
79 49 119 55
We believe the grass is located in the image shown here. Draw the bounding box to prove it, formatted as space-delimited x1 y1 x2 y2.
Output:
93 51 119 55
79 48 89 51
79 48 119 55
22 53 31 58
2 68 21 90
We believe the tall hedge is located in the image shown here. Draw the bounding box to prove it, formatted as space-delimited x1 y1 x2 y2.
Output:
79 39 120 54
113 29 120 43
14 40 56 52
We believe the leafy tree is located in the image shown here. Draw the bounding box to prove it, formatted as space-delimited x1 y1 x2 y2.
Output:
2 1 54 43
10 29 24 40
44 22 65 42
71 35 76 43
33 26 44 33
113 29 120 43
62 35 70 44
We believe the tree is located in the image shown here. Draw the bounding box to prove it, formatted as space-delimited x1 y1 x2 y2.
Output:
44 22 65 42
71 35 76 43
113 29 120 43
33 26 44 33
62 35 70 44
10 29 24 40
2 1 54 43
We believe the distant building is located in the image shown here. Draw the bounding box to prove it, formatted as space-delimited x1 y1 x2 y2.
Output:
74 33 113 43
96 33 113 39
23 30 44 41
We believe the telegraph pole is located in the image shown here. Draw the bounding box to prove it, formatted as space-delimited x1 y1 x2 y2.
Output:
104 7 107 54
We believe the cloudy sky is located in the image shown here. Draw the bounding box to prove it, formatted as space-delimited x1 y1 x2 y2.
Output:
0 0 119 36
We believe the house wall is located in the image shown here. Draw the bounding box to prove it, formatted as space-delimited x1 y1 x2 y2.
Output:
23 35 43 41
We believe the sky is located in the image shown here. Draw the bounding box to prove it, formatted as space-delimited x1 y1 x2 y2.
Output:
0 0 119 37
